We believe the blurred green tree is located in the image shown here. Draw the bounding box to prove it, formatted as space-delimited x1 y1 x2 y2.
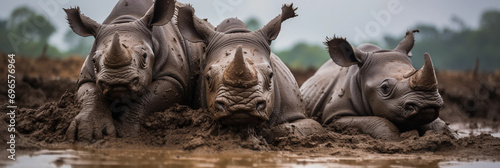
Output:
64 29 93 57
383 9 500 71
0 6 62 57
245 17 261 31
274 42 329 70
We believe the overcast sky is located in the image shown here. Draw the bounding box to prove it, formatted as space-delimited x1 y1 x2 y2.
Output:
1 0 499 51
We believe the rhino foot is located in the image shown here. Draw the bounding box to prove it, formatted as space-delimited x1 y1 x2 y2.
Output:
418 118 459 139
330 116 402 141
271 119 327 138
66 108 116 143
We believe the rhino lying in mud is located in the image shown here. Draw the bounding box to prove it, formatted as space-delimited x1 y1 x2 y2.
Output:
301 30 458 140
177 4 324 137
64 0 202 141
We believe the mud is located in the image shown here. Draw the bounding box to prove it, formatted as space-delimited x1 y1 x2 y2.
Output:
1 55 500 163
2 90 500 162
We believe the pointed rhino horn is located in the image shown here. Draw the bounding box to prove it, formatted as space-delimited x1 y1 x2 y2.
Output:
410 53 438 91
394 29 419 55
223 45 258 87
104 32 131 68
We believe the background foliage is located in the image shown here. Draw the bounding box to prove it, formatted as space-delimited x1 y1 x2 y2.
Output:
0 7 498 71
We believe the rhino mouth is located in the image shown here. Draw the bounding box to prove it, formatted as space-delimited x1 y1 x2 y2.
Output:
99 77 140 99
219 112 267 125
403 103 440 125
213 99 269 125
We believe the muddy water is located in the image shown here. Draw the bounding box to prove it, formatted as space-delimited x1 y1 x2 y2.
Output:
449 123 500 138
2 122 499 168
3 148 500 168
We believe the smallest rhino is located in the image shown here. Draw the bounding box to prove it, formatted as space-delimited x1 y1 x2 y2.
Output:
301 30 458 140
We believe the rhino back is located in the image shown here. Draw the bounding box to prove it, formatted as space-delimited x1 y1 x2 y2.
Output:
270 53 306 125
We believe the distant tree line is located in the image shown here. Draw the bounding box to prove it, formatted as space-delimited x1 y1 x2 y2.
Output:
1 6 498 71
272 10 500 71
384 10 500 71
0 6 92 58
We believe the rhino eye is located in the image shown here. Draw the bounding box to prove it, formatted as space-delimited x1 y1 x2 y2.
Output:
381 85 390 94
205 75 210 81
269 72 274 79
142 53 147 59
380 81 393 96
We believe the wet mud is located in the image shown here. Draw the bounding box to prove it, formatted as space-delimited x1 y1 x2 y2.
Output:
1 55 500 163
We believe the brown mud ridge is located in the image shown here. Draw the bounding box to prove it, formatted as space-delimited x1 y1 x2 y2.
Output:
0 90 498 161
1 55 500 161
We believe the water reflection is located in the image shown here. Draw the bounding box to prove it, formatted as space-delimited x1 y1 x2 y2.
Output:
4 149 497 168
3 122 499 168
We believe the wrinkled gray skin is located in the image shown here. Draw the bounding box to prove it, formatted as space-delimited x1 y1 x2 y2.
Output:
64 0 202 142
301 30 458 140
177 4 324 138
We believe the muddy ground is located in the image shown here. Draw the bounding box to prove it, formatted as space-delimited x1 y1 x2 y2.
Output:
1 54 499 162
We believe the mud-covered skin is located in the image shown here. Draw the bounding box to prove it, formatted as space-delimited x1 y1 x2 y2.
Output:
301 31 458 140
64 0 202 142
177 4 324 138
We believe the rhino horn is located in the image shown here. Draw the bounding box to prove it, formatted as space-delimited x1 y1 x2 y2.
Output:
104 32 131 68
223 45 258 87
394 30 419 56
410 53 438 91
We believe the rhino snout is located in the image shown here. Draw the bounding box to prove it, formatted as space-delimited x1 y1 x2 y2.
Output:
403 102 441 125
214 100 226 112
98 76 140 98
213 97 269 125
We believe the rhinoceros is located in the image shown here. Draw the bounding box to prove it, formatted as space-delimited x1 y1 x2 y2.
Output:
177 4 324 137
64 0 202 141
301 30 458 140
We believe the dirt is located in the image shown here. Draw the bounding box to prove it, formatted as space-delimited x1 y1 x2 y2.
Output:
1 55 500 162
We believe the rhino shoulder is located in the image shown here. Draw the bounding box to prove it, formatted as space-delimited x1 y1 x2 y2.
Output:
300 60 345 119
77 55 96 87
269 53 306 125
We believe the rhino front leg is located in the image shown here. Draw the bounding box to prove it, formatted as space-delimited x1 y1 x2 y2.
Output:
137 77 185 113
329 116 401 140
417 118 459 139
113 77 185 136
271 119 327 138
67 82 116 142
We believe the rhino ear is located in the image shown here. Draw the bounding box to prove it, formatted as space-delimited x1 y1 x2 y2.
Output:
177 5 216 43
256 4 297 44
140 0 175 27
394 29 419 56
325 36 368 67
64 7 101 37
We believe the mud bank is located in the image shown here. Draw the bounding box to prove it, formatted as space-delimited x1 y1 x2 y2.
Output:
1 90 499 162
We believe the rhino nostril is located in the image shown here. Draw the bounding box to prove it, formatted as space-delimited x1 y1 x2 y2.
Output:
405 103 417 112
215 101 226 111
130 77 139 89
256 101 266 111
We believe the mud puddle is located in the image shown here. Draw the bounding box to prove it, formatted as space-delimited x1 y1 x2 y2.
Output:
3 148 500 168
450 122 500 138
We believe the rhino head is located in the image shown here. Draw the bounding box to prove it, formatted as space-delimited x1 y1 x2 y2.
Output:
326 30 443 129
178 4 297 125
64 0 175 99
